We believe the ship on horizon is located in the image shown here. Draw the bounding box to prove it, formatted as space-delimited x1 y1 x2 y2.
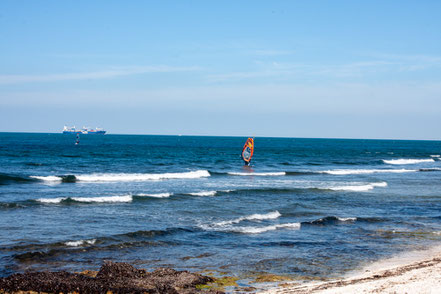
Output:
63 126 106 134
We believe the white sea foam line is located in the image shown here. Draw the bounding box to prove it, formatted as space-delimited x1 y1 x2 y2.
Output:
37 197 66 203
37 195 133 203
32 170 210 183
214 211 281 226
430 155 440 158
337 217 357 222
329 182 387 192
137 193 172 198
228 172 286 176
65 239 96 247
229 223 301 234
382 159 435 165
76 170 210 182
71 195 133 203
188 191 217 196
321 169 416 175
30 176 62 182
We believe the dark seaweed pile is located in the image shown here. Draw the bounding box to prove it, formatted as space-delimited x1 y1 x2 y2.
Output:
0 261 222 294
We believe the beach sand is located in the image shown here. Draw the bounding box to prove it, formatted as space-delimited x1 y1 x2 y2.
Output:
260 246 441 294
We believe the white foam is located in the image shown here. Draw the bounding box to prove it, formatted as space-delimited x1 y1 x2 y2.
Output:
215 211 281 226
337 217 357 222
230 223 301 234
329 182 388 192
188 191 217 196
322 169 416 175
32 170 210 183
137 193 173 198
30 176 62 182
383 159 435 165
228 172 286 176
37 197 66 203
71 195 133 203
430 155 440 158
76 170 210 182
65 239 96 247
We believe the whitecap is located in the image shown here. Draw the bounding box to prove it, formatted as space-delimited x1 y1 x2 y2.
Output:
30 176 62 182
382 159 434 165
321 169 416 175
329 182 387 192
70 195 133 203
36 197 66 203
137 193 173 198
188 191 217 196
215 211 281 226
337 217 357 222
229 223 301 234
65 239 96 247
75 170 210 182
32 170 210 183
228 172 286 176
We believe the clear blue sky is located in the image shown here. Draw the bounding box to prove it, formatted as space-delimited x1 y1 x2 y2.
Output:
0 0 440 139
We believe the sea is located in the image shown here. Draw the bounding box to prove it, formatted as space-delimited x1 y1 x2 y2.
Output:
1 133 440 288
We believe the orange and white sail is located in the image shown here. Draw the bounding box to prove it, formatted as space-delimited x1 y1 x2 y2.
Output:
241 137 254 165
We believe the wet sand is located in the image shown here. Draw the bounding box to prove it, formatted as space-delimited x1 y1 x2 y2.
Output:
260 246 441 294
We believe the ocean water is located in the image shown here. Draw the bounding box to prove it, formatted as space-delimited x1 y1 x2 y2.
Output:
1 133 440 285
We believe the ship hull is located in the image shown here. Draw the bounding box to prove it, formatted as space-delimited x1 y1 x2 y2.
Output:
63 131 106 134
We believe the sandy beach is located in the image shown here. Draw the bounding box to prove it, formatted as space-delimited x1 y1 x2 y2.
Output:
260 246 441 294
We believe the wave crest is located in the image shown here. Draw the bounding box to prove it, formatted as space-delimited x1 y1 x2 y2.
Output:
215 211 282 226
229 223 300 234
227 172 286 176
31 170 210 183
37 195 133 203
383 159 435 165
328 182 387 192
321 169 416 175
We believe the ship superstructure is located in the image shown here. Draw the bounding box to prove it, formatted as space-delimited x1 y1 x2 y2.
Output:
63 126 106 134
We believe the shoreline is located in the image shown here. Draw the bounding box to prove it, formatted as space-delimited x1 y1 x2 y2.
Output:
1 246 441 293
260 245 441 293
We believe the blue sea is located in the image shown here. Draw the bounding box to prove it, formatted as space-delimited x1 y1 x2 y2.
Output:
1 133 440 287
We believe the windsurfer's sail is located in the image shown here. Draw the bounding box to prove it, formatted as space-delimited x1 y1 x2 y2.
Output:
241 137 254 165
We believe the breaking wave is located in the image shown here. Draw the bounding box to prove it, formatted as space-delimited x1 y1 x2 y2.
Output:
228 223 301 234
227 172 286 176
37 195 133 203
199 211 296 234
214 211 282 226
327 182 387 192
30 170 210 183
301 216 357 226
135 193 173 198
382 159 435 165
187 191 217 196
321 169 416 175
65 239 96 247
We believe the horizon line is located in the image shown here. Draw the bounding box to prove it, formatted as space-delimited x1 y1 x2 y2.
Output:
0 131 440 142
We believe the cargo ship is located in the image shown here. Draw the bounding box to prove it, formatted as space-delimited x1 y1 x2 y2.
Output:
63 126 106 134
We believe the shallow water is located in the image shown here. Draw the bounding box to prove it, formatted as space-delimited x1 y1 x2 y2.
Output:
1 133 440 284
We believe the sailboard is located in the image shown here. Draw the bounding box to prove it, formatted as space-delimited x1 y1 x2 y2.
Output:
241 137 254 165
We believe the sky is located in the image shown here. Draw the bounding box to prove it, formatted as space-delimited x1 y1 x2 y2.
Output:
0 1 440 139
